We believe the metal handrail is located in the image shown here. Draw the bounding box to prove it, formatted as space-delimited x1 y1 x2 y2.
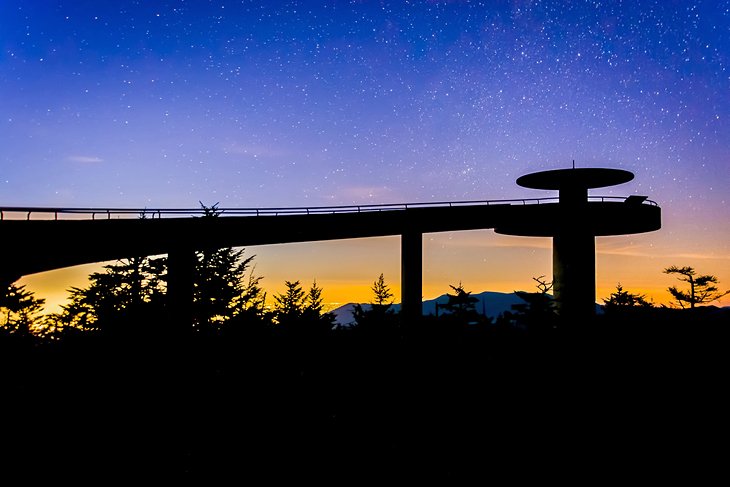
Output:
0 195 658 221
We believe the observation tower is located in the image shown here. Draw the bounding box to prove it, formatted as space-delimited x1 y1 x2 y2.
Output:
0 165 660 326
495 167 661 322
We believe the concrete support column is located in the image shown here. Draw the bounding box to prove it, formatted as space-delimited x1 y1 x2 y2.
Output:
167 247 196 328
552 231 596 323
401 229 423 324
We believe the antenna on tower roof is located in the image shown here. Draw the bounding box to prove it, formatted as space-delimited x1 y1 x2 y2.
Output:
572 159 575 169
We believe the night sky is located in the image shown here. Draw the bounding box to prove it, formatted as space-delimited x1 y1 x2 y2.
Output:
2 1 729 310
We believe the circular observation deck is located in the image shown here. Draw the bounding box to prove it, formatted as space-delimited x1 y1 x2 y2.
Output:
516 168 634 191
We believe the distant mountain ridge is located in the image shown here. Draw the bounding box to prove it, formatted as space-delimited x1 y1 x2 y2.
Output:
330 291 531 326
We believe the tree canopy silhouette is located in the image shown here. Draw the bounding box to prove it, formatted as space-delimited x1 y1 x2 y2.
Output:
192 202 267 334
352 273 397 331
603 283 653 310
273 280 335 337
441 283 478 318
193 244 259 333
44 203 267 338
50 255 167 336
511 275 556 332
0 282 45 337
663 266 729 309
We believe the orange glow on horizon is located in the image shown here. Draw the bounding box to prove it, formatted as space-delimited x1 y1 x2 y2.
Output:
16 231 730 315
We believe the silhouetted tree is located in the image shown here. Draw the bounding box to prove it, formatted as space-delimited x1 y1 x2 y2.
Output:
440 282 480 323
302 280 336 332
31 313 74 341
193 203 268 334
371 273 394 307
302 280 325 318
273 280 306 326
533 275 553 295
52 255 167 335
273 280 335 337
352 273 397 330
193 245 257 332
46 209 170 336
603 283 653 310
511 275 557 332
664 266 729 309
0 282 45 336
227 265 268 322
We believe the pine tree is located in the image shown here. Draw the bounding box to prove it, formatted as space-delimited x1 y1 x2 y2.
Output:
440 282 480 324
273 280 306 328
230 264 268 321
192 203 269 333
53 255 167 335
0 282 45 336
193 246 254 332
352 273 397 331
664 266 729 309
371 273 394 307
273 280 334 337
603 283 653 310
302 279 336 332
303 280 325 317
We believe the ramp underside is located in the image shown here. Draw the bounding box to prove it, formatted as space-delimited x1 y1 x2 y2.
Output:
0 202 660 280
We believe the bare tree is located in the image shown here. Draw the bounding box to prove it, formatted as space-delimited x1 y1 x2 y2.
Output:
512 275 556 328
532 275 553 294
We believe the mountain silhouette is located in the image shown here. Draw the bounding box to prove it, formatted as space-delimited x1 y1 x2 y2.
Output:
330 290 612 325
331 291 531 326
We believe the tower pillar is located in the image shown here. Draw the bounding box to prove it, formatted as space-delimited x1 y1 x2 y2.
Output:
508 167 641 324
401 229 423 324
552 230 596 322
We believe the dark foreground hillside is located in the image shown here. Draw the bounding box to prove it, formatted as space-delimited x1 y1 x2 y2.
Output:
2 307 728 482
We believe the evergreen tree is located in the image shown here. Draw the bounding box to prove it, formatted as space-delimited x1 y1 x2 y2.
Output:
0 282 45 336
193 203 269 334
229 265 268 321
49 209 171 336
664 266 729 309
272 280 306 332
41 202 267 339
352 273 397 332
302 280 336 333
53 255 167 335
603 283 653 310
273 280 334 337
371 273 394 307
439 282 480 324
303 280 325 318
193 245 255 332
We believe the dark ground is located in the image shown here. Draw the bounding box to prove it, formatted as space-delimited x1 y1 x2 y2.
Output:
2 307 728 482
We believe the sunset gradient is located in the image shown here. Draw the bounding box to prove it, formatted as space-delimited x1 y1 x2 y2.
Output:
3 1 728 312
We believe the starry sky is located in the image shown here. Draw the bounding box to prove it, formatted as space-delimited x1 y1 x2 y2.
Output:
2 0 729 311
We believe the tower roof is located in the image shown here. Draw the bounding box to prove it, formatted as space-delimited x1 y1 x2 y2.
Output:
516 168 634 190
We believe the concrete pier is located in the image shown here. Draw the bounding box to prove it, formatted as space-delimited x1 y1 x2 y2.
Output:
401 229 423 324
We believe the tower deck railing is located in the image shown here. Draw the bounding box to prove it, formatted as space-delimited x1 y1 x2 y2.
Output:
0 195 658 221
